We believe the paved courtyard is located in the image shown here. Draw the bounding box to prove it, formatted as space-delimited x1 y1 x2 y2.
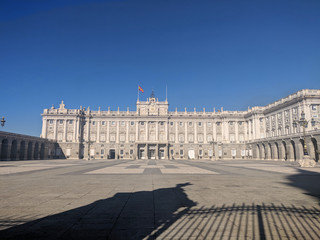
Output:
0 159 320 239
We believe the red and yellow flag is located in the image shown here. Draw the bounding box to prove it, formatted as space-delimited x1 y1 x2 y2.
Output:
138 86 144 93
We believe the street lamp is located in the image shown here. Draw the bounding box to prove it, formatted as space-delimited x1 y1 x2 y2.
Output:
292 111 316 167
1 117 5 127
1 117 6 127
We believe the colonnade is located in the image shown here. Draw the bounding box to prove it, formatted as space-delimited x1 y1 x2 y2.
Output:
0 131 59 161
254 135 320 162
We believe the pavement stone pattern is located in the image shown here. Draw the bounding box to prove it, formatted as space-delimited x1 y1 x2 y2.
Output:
0 159 320 239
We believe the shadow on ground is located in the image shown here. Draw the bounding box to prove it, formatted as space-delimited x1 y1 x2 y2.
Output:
0 175 320 239
286 168 320 205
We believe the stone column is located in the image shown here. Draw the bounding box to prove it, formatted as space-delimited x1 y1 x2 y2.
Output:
63 120 67 142
126 121 129 143
156 121 159 141
165 121 168 141
175 121 178 143
116 121 120 143
235 121 239 143
41 119 47 138
107 121 110 143
194 121 198 144
53 120 58 140
136 121 139 141
204 121 207 144
184 121 188 143
248 120 252 141
145 121 148 141
156 144 159 159
86 118 90 141
73 119 77 142
224 119 229 142
97 121 100 143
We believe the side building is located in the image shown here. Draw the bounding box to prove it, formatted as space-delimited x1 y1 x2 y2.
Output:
41 89 320 161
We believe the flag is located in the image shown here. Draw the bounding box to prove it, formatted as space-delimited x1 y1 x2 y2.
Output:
138 86 144 93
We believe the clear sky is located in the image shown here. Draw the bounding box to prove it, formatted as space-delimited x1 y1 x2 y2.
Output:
0 0 319 136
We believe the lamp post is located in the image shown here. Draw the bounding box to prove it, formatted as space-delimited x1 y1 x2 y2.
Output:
1 117 5 127
292 111 316 167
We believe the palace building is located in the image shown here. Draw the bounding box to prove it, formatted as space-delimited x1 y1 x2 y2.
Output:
41 89 320 162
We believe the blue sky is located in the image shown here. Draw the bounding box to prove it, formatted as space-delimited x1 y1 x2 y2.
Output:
0 0 319 136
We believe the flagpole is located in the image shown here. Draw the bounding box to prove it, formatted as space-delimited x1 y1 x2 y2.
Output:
166 84 168 102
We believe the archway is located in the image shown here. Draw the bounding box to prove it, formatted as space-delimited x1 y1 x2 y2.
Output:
282 141 287 160
27 142 33 160
256 144 260 159
1 139 9 160
262 144 266 159
311 138 319 162
10 140 17 160
299 139 306 159
34 142 39 160
40 143 45 160
274 142 279 160
290 140 297 161
268 143 272 160
19 141 26 160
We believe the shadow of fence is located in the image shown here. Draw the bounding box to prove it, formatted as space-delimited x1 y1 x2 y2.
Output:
153 203 320 240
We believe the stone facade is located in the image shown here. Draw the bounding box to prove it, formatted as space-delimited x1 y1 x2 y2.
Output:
41 89 320 161
0 131 60 160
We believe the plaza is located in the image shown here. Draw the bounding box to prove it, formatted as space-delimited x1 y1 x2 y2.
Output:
0 158 320 239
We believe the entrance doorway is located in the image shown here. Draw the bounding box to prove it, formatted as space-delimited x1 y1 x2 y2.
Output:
109 149 115 159
139 149 145 159
159 149 165 159
149 149 156 159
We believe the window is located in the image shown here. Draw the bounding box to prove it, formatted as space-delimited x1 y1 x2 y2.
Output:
130 149 133 155
198 122 202 127
92 121 96 126
120 134 125 142
180 149 184 155
160 122 164 126
207 122 212 127
110 134 116 142
130 121 135 126
49 120 53 124
312 105 317 111
121 121 125 126
179 134 184 142
170 122 174 126
169 134 175 142
199 149 203 156
179 122 183 126
130 134 135 142
188 122 193 126
111 121 116 126
216 122 221 126
101 149 105 155
69 120 73 124
170 149 174 155
120 150 124 155
101 121 106 126
59 120 63 124
231 149 236 157
140 121 145 126
100 135 105 141
229 121 234 125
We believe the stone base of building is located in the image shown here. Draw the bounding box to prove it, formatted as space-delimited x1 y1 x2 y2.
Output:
298 155 316 168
